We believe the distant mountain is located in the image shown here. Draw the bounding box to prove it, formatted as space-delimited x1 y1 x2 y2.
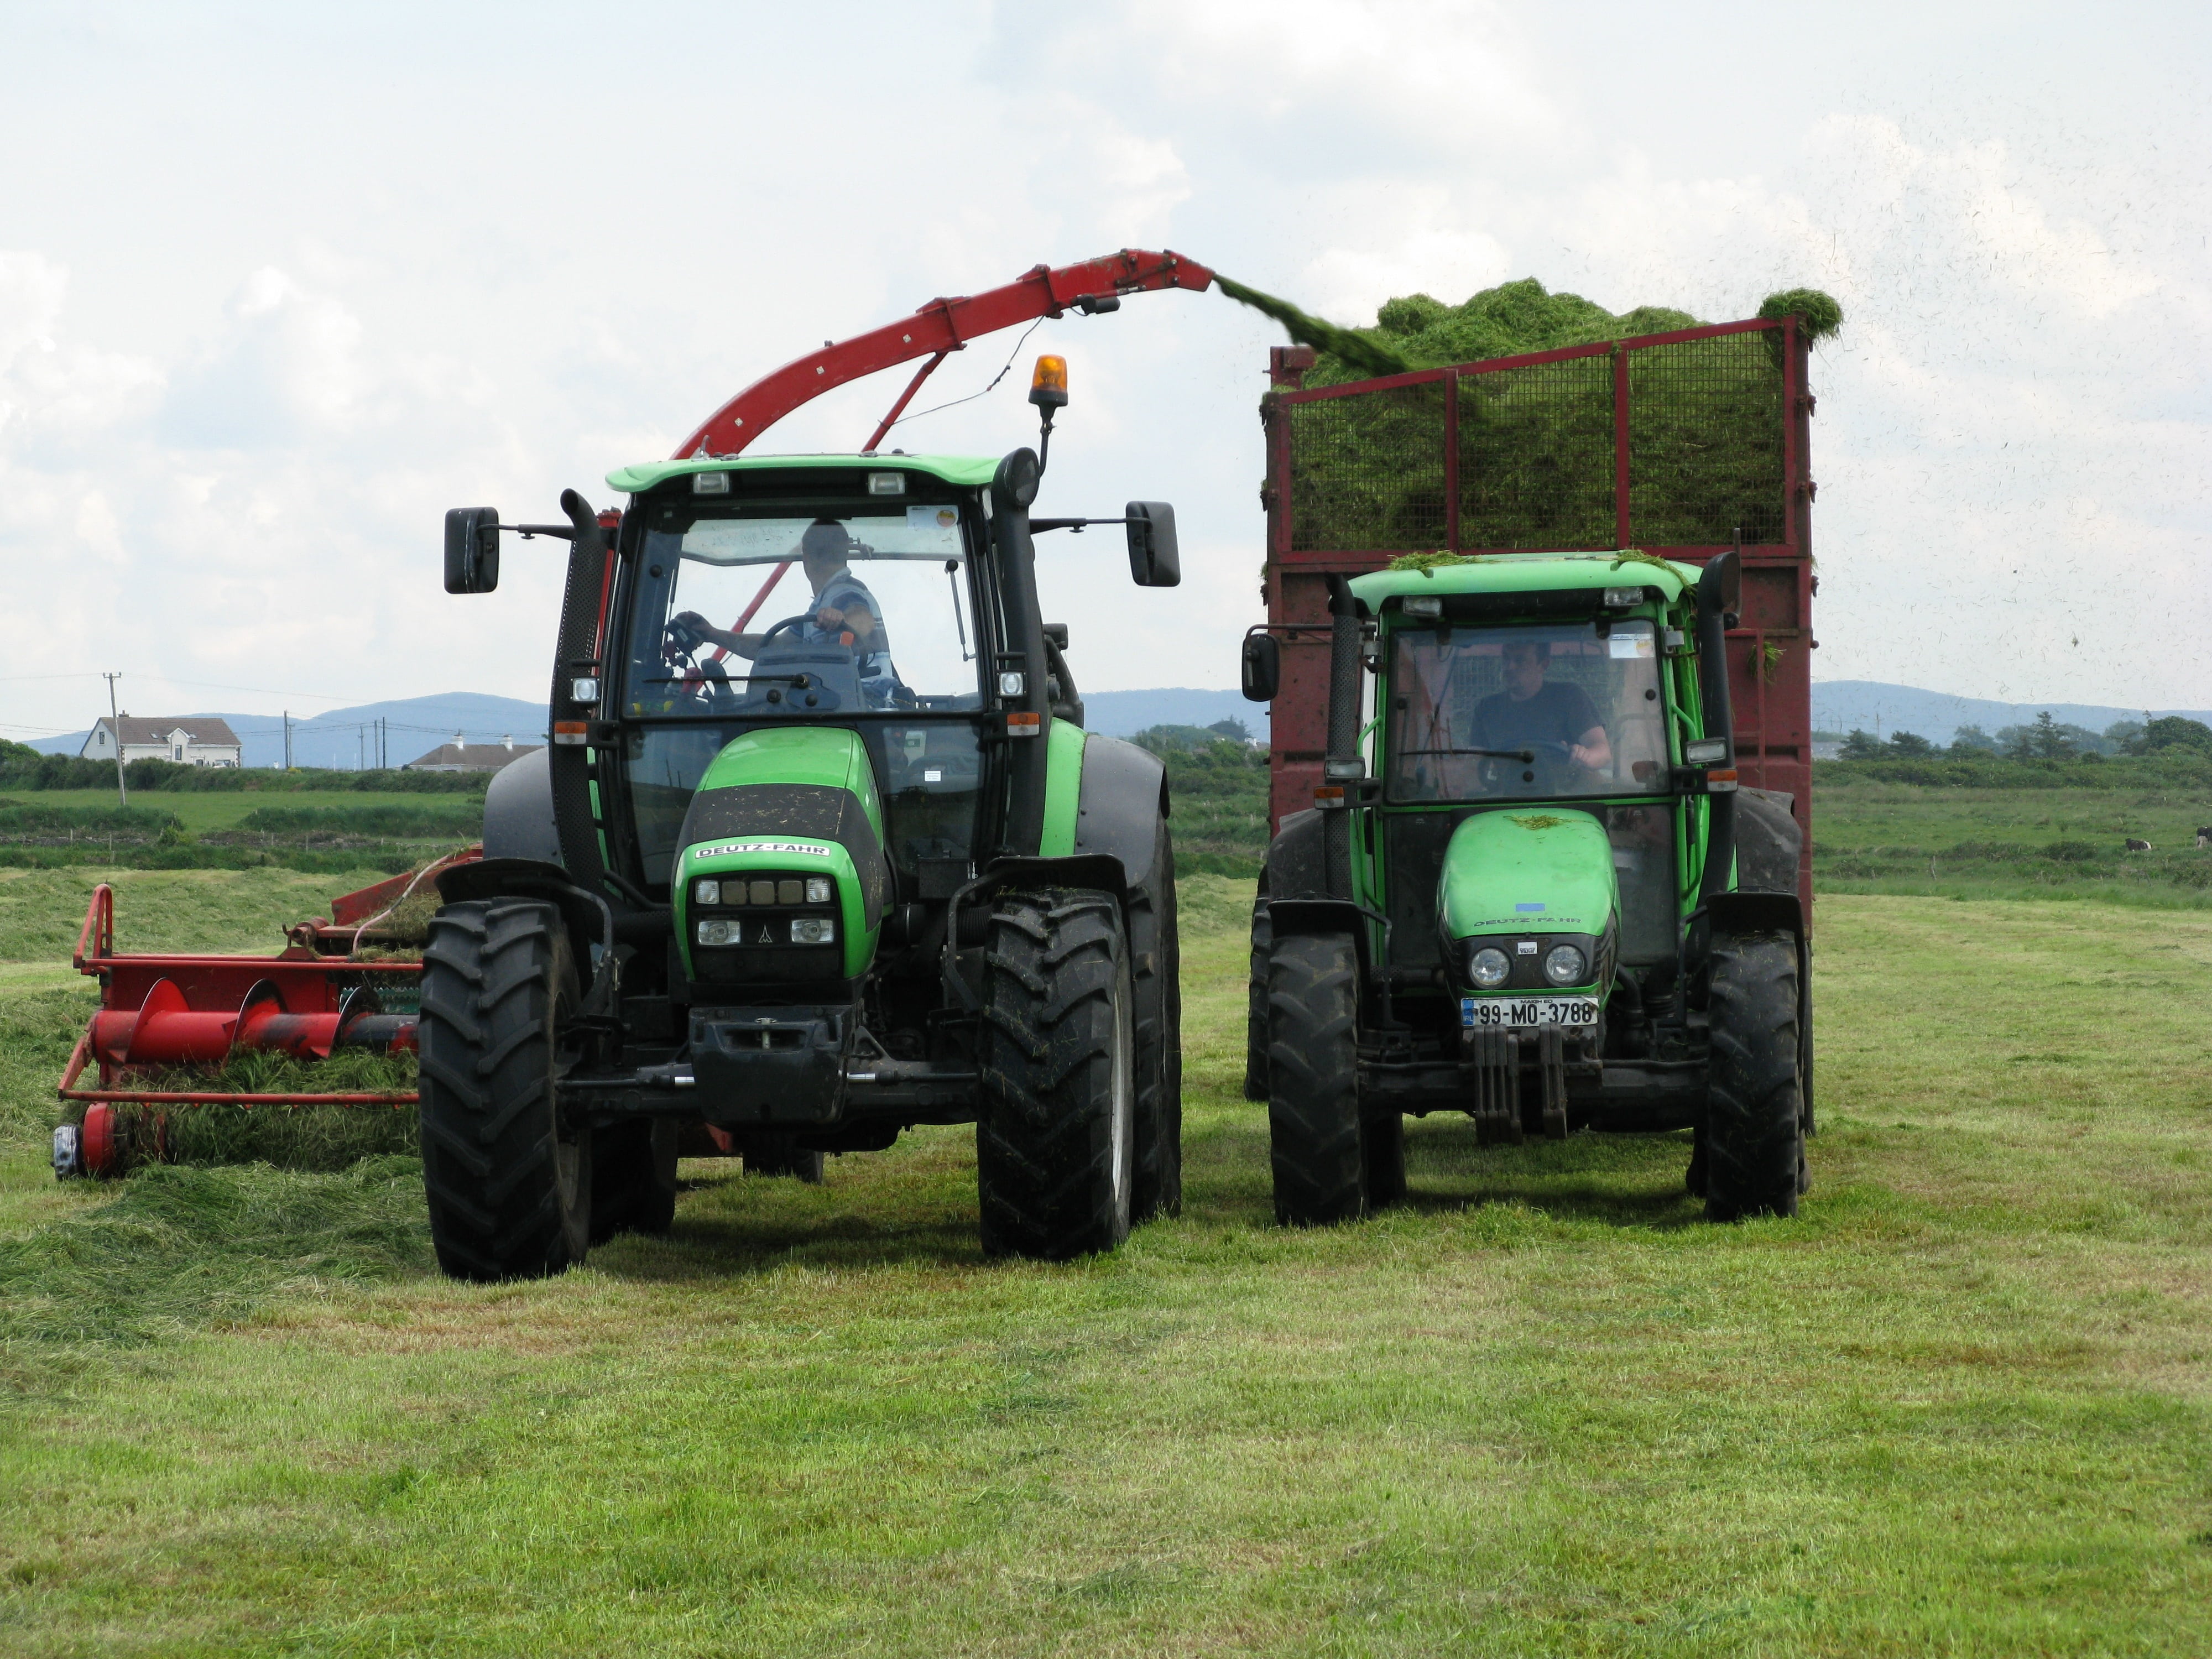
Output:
25 687 1265 767
1812 682 2212 746
28 692 549 770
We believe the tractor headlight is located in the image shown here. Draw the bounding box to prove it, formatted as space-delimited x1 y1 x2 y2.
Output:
790 917 836 945
805 877 832 904
696 919 742 946
1543 945 1588 986
693 878 720 905
1469 946 1511 988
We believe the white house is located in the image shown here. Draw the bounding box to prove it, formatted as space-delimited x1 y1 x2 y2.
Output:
403 734 542 774
81 716 243 768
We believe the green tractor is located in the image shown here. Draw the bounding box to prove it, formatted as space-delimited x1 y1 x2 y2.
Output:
427 370 1185 1277
1239 550 1809 1223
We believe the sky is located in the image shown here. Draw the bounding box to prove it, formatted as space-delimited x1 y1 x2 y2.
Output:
2 0 2207 742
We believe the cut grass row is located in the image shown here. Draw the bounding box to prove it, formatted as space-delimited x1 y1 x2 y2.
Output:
0 874 2208 1651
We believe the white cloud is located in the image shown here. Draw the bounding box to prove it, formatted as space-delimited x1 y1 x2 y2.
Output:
0 0 2208 738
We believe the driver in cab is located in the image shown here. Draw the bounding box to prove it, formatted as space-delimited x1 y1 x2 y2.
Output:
670 519 898 696
1471 638 1611 781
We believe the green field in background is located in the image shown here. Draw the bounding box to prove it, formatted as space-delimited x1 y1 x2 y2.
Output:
1 866 2208 1653
0 791 482 834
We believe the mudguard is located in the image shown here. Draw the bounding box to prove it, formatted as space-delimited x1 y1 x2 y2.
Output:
1070 732 1167 885
1735 787 1803 896
482 745 562 865
1698 889 1804 941
1264 808 1328 900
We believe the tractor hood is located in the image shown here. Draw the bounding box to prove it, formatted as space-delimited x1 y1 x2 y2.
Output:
671 727 889 983
1436 809 1619 942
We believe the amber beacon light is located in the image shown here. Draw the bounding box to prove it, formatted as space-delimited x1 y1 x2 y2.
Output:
1029 354 1069 408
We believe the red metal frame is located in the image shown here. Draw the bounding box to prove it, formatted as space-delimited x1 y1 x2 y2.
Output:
674 248 1216 459
1260 316 1817 920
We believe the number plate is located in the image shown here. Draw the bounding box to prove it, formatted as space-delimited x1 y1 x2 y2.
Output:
1461 996 1600 1030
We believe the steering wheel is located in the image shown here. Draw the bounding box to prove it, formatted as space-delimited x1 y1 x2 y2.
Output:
755 614 817 648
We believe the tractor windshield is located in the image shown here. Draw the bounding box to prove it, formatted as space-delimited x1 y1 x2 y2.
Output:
623 503 981 719
1387 618 1670 802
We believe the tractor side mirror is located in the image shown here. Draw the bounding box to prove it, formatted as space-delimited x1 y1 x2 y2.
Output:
1125 501 1180 587
1241 633 1280 702
444 507 500 594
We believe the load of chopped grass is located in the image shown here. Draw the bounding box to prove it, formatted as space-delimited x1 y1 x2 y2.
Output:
0 1155 430 1392
1218 274 1840 556
96 1047 421 1172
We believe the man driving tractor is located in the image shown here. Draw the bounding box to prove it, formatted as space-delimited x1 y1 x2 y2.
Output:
1472 637 1611 775
670 518 901 699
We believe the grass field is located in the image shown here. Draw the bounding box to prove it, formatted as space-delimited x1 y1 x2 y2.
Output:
1817 779 2212 907
1 791 482 835
3 868 2210 1653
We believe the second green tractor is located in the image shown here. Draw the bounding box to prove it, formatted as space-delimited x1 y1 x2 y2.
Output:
1241 550 1811 1224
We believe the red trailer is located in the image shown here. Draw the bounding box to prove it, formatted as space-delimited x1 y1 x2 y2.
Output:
1257 318 1818 919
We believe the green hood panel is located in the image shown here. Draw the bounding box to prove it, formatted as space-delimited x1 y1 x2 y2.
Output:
671 728 887 980
1437 809 1619 940
692 726 884 814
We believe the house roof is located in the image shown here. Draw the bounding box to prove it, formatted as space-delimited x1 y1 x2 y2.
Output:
96 716 243 747
403 742 542 771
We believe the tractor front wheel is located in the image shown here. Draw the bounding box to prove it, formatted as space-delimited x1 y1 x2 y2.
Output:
1266 931 1365 1225
418 899 592 1280
1703 931 1804 1222
976 890 1136 1259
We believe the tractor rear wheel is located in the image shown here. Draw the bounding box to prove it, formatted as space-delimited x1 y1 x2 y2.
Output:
1703 931 1804 1222
1266 931 1365 1226
418 899 592 1280
743 1134 826 1183
1243 878 1271 1102
590 1119 679 1243
1129 829 1183 1219
976 889 1135 1259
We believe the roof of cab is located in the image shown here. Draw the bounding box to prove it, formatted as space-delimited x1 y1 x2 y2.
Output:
1350 551 1696 608
607 453 1000 494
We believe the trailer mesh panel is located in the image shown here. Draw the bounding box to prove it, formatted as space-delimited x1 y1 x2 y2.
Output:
1458 356 1616 550
1281 324 1790 553
1287 382 1447 552
1626 332 1786 546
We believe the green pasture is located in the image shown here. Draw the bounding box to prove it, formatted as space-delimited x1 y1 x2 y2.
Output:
1817 778 2212 907
3 790 482 835
1 862 2208 1653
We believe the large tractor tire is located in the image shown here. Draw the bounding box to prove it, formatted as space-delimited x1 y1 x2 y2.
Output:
1243 878 1271 1102
1703 931 1804 1222
1266 931 1365 1226
590 1119 679 1243
976 889 1136 1259
418 899 592 1280
1128 829 1183 1219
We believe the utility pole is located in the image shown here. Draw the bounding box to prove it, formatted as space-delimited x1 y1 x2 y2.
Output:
283 711 292 770
102 672 127 806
